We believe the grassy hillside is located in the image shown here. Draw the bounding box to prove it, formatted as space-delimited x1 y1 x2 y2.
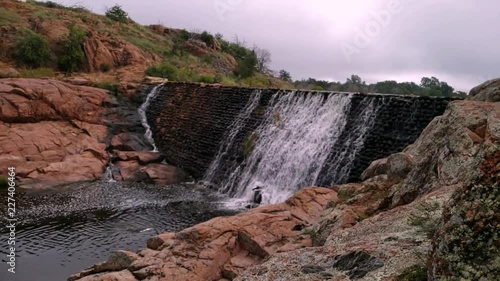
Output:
0 0 292 90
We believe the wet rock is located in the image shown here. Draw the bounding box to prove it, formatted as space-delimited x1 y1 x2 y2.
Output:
110 132 153 151
332 251 384 279
141 163 188 185
469 78 500 102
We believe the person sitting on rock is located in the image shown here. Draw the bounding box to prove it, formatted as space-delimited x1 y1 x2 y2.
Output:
252 185 263 205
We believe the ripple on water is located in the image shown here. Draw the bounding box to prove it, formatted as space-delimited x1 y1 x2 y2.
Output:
0 181 240 281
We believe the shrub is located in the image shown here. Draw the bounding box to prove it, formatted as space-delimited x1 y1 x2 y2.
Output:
145 63 177 79
235 51 257 78
197 75 215 84
178 29 190 41
14 31 52 68
200 31 215 48
100 63 111 72
312 85 324 91
0 176 7 190
58 23 86 73
105 5 129 23
20 67 56 78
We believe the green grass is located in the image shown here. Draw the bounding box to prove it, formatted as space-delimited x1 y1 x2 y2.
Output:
19 67 56 78
0 8 21 26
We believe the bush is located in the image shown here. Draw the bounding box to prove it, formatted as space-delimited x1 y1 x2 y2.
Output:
105 5 129 23
235 51 257 78
58 23 86 73
145 63 177 79
0 176 7 190
200 31 215 48
197 75 215 84
100 63 111 72
14 31 52 68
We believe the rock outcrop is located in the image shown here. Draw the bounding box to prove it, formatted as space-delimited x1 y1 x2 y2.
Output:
0 78 110 188
469 78 500 102
70 98 499 280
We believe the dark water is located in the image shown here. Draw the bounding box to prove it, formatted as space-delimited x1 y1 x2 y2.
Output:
0 182 239 281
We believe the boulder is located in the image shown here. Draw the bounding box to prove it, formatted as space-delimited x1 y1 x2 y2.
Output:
0 79 110 188
469 78 500 102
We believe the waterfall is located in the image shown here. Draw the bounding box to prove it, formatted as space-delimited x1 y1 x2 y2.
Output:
323 97 385 184
218 91 353 205
139 84 163 152
102 152 116 182
204 90 262 184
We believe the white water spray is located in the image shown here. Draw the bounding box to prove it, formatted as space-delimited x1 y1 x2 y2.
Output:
138 84 164 152
220 92 353 205
204 90 262 183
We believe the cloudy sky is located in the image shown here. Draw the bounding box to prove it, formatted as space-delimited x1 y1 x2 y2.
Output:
66 0 499 92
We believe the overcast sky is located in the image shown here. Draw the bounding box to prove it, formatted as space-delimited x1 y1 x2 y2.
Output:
65 0 500 92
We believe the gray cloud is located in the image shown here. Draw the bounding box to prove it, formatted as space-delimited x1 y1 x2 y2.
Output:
67 0 500 91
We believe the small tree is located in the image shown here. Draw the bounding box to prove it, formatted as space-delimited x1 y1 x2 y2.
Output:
254 46 271 73
58 23 86 73
14 31 52 68
105 5 129 23
279 69 292 82
235 50 257 78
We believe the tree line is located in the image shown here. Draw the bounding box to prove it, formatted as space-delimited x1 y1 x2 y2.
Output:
288 74 467 97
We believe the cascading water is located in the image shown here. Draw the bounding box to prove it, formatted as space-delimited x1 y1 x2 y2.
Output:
139 84 164 152
216 91 353 205
323 97 385 183
204 90 262 184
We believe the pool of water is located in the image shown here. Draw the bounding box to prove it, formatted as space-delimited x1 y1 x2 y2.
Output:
0 182 239 281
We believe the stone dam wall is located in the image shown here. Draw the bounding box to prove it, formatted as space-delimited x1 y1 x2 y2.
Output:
147 82 459 187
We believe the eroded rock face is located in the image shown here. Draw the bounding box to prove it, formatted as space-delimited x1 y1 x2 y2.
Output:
391 101 500 207
0 78 110 188
69 187 337 281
